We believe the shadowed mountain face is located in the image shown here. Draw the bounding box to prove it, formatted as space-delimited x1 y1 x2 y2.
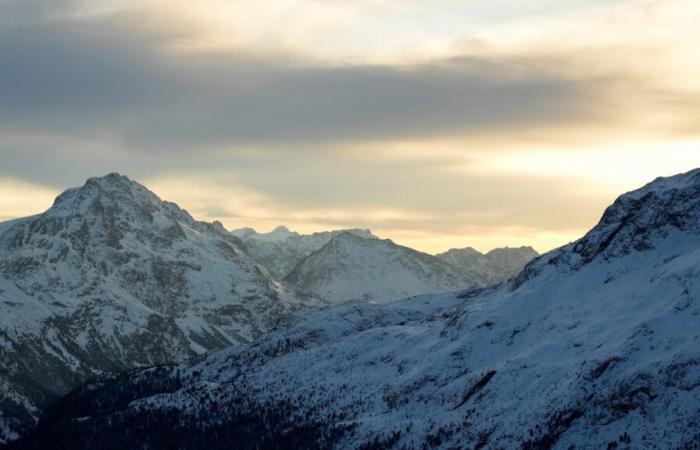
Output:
0 174 318 443
10 169 700 449
231 226 377 279
436 245 538 286
284 232 472 304
235 227 535 305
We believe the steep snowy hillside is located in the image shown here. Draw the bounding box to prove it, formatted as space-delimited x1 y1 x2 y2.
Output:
11 168 700 450
0 174 317 444
285 232 471 304
231 226 377 279
437 246 539 286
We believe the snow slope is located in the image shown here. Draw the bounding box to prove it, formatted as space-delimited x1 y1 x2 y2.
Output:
0 174 318 443
13 169 700 449
231 226 377 279
285 232 472 304
436 245 539 286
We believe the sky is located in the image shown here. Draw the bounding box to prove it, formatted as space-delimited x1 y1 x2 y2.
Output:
1 0 700 254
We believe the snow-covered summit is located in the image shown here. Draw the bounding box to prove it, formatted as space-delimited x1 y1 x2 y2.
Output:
0 174 318 443
47 173 199 229
517 168 700 285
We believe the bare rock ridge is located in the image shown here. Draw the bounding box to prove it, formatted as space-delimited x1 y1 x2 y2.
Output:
11 168 700 449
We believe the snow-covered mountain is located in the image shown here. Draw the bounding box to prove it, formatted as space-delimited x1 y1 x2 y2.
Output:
284 232 471 304
231 226 377 279
0 174 318 443
11 168 700 449
436 245 539 286
232 225 533 304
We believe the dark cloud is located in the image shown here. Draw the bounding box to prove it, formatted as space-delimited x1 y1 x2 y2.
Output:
216 152 610 232
0 0 82 21
0 6 604 156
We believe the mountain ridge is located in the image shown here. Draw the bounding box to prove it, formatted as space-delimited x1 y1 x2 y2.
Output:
11 168 700 449
284 231 471 304
231 226 377 279
436 245 539 286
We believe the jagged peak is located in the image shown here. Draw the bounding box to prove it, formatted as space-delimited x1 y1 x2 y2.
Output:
347 228 377 239
438 246 539 259
231 227 256 237
484 246 539 257
52 173 156 208
251 225 298 242
211 220 228 233
514 168 700 287
42 174 201 232
329 230 382 245
571 168 700 261
85 172 135 188
438 247 483 257
627 167 700 199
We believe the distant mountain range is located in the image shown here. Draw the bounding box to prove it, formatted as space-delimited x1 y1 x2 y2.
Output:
234 226 538 304
285 232 468 304
436 245 539 286
230 226 377 279
0 174 535 444
9 168 700 449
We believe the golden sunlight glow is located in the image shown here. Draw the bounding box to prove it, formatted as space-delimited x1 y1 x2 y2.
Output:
0 178 59 223
470 144 700 193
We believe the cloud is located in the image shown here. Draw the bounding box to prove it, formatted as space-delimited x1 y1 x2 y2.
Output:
0 5 612 155
2 0 700 253
1 1 698 156
143 153 612 231
1 0 697 163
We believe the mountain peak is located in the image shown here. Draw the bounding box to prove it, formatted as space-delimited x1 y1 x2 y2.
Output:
438 246 483 258
37 174 201 241
484 246 539 258
634 167 700 198
86 172 133 186
51 173 158 211
570 168 700 264
332 230 373 242
231 227 256 238
78 173 146 198
515 168 700 286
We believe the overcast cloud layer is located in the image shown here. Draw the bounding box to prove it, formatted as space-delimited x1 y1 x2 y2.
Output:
2 0 700 252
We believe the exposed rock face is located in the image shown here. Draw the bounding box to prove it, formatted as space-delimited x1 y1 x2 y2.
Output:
231 226 377 279
0 174 317 443
436 245 539 286
285 232 471 304
10 169 700 449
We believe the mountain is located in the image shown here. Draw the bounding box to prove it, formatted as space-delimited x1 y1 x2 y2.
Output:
11 168 700 449
436 245 539 285
231 226 377 279
0 174 317 443
284 232 471 304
